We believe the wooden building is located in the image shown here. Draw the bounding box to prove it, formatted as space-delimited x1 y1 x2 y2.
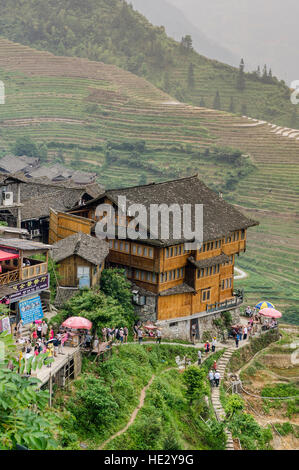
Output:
51 232 109 305
50 175 258 340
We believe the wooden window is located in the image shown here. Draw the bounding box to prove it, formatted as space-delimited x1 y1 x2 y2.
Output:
221 280 224 290
132 244 137 254
241 229 245 240
135 270 140 279
217 264 220 273
201 268 204 277
109 240 113 248
125 242 130 252
215 240 218 249
180 268 184 278
174 246 178 256
219 239 222 247
149 248 153 258
170 247 173 257
152 273 156 283
229 278 232 288
137 246 142 255
166 248 169 258
146 272 151 281
205 267 209 276
197 269 200 279
164 272 168 282
213 265 216 274
202 288 211 302
202 244 206 252
119 241 124 251
178 245 182 255
141 271 145 281
211 242 214 250
143 247 148 256
209 267 212 275
235 231 239 241
177 268 180 278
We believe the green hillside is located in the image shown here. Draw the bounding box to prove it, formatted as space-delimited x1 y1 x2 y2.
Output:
0 38 298 324
0 0 297 128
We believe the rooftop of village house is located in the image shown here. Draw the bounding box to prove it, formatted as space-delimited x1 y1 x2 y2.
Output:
0 237 51 252
72 174 259 245
51 232 109 265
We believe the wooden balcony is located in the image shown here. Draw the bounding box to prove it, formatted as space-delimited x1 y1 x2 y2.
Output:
0 262 48 286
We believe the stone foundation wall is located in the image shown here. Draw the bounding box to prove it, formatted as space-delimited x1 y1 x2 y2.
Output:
134 296 157 323
157 307 241 342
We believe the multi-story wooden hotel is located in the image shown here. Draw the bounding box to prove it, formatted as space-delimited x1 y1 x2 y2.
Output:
49 175 258 340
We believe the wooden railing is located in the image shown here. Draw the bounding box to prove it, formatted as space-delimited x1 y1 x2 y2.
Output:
206 289 244 313
22 262 48 280
0 269 19 286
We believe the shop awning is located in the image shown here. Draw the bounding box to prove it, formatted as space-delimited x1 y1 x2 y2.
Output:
0 248 19 261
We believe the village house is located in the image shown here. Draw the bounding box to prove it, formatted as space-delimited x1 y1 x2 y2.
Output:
49 175 258 341
0 154 39 175
51 232 109 305
0 172 104 243
0 237 51 334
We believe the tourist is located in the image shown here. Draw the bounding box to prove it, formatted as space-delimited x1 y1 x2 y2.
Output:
34 344 39 357
85 331 92 349
245 306 252 317
93 334 99 352
212 337 216 352
238 326 243 341
42 321 48 338
137 328 143 344
36 323 42 339
61 331 68 348
115 327 120 343
204 341 210 354
243 325 248 340
102 327 107 342
156 328 162 344
197 349 202 365
235 334 239 348
191 324 196 344
46 343 54 367
213 360 217 371
49 328 54 341
208 370 214 387
16 319 23 339
123 326 128 343
119 327 124 344
214 371 221 387
133 324 139 342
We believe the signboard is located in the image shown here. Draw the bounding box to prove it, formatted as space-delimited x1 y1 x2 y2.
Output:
8 274 50 303
19 295 43 325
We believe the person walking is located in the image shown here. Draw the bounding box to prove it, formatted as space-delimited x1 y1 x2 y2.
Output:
133 324 139 342
235 334 239 348
208 370 214 387
214 371 221 387
102 327 107 342
243 325 248 341
156 328 162 344
123 326 128 343
238 327 243 341
119 328 124 344
191 324 196 344
137 328 143 344
36 323 42 339
204 341 210 354
197 349 202 366
213 360 217 371
42 320 48 338
212 337 216 352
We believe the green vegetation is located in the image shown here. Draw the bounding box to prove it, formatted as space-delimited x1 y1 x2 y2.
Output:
50 269 137 335
0 0 296 127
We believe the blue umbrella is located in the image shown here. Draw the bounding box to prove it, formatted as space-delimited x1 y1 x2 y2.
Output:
255 301 275 310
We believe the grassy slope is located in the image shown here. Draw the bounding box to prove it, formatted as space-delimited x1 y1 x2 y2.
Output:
0 0 297 128
0 38 298 323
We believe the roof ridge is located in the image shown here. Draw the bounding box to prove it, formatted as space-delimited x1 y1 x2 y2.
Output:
107 174 199 193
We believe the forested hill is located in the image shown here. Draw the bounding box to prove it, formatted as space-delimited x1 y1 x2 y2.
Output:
0 0 297 128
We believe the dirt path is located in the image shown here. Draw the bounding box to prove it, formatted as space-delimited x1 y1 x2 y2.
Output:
99 374 156 450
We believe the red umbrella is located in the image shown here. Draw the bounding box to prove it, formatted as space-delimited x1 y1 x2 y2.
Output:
143 324 158 330
259 308 282 318
62 316 92 330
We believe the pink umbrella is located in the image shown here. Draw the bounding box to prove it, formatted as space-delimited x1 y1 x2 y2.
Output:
143 324 158 330
259 308 282 318
62 316 92 330
35 319 42 324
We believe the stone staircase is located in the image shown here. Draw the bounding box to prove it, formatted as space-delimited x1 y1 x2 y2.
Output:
211 346 235 451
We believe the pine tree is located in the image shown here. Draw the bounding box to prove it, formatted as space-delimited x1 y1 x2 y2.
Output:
199 97 206 107
262 64 268 82
180 35 193 52
257 66 261 77
213 90 221 110
187 62 195 89
236 58 245 91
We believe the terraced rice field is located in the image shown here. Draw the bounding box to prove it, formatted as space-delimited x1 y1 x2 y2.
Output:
0 38 298 322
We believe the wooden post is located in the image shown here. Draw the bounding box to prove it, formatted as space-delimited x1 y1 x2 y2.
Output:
17 183 21 229
49 373 52 407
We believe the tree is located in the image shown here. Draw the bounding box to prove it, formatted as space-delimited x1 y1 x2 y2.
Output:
213 90 221 110
182 366 208 404
0 332 56 450
12 136 39 157
241 103 247 115
187 62 195 89
199 97 206 107
262 64 268 82
180 35 193 52
236 58 245 91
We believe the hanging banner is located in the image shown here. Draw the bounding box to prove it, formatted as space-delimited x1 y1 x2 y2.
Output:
19 295 44 325
4 274 50 303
